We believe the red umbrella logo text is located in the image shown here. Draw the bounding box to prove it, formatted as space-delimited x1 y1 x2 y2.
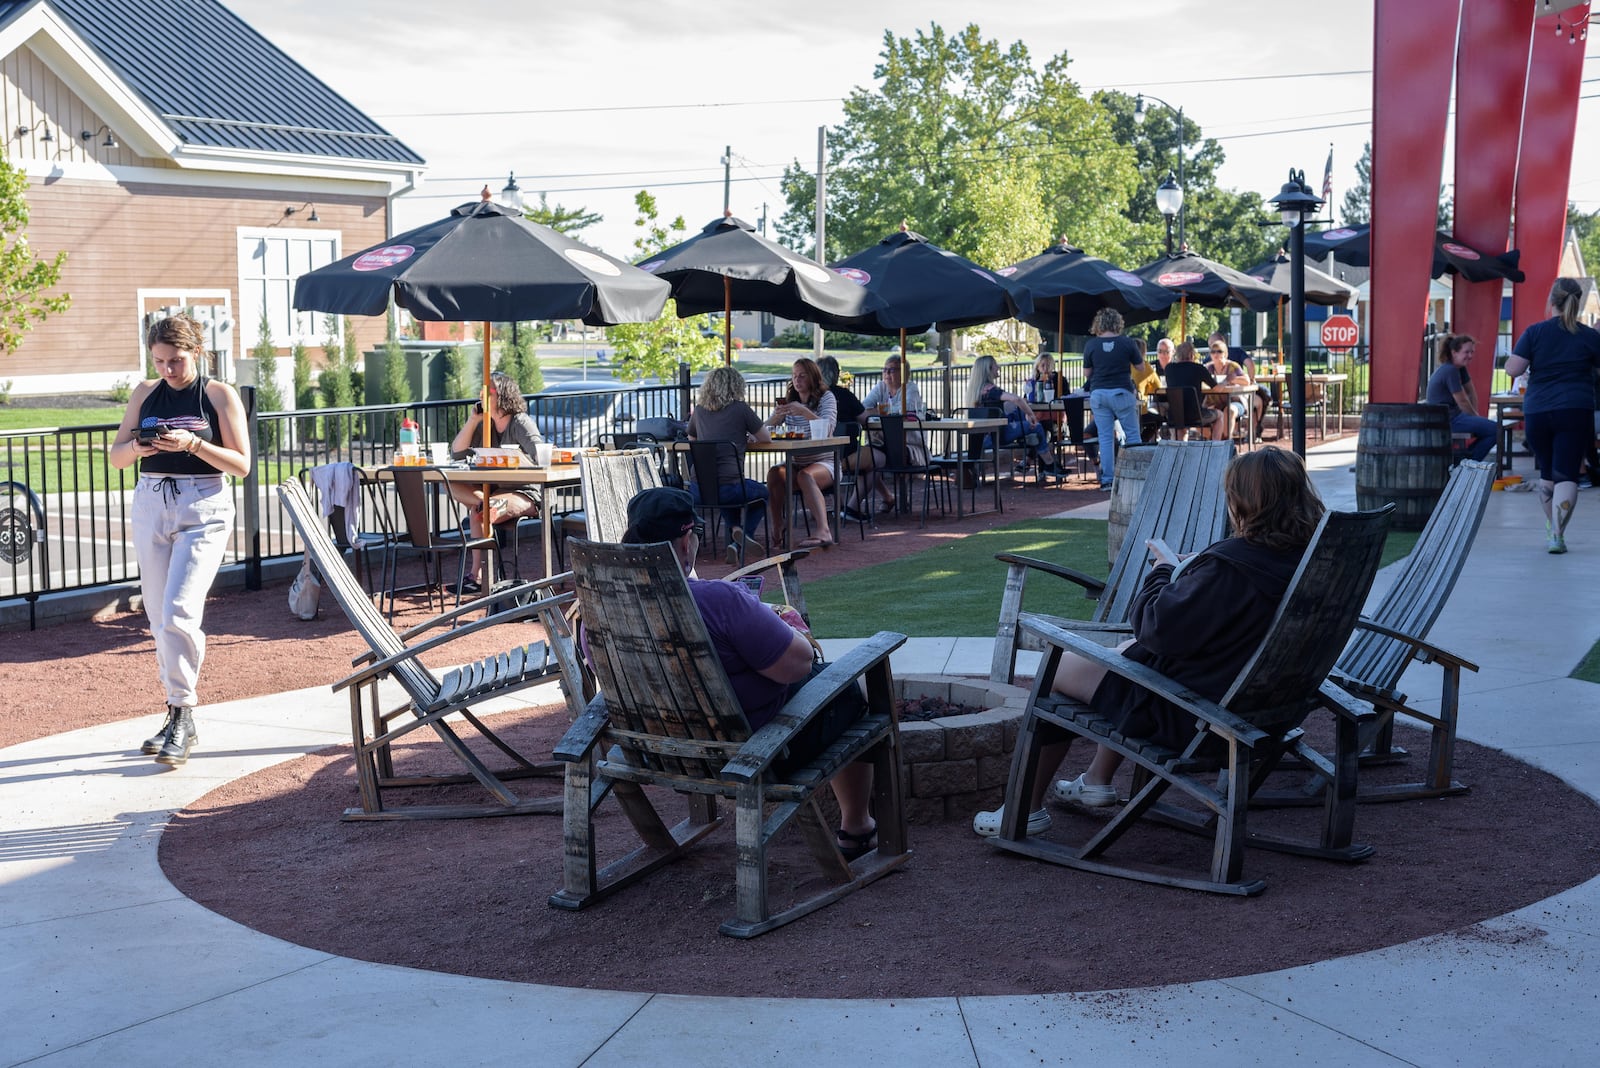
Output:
352 245 415 272
1158 271 1206 287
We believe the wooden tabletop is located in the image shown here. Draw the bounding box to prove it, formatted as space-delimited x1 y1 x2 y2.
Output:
361 463 582 485
1255 372 1349 384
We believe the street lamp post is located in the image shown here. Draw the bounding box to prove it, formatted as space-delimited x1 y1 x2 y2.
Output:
1135 94 1186 249
501 172 524 212
1155 172 1184 256
1268 168 1325 458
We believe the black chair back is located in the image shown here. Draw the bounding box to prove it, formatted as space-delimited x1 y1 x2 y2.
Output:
1164 387 1205 436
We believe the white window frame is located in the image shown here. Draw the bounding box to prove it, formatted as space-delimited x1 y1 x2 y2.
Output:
236 227 342 349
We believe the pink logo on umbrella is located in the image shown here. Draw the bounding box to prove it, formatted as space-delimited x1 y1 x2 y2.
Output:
1105 270 1143 287
835 267 871 285
1441 242 1480 260
1158 271 1205 286
1323 228 1360 242
995 266 1018 277
351 245 415 272
637 260 663 273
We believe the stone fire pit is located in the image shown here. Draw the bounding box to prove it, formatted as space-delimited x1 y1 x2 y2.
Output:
894 674 1030 823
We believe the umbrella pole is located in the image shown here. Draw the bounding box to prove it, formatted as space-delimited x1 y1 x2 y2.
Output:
1277 301 1284 364
480 319 493 589
724 276 733 366
1180 295 1187 340
1057 302 1065 357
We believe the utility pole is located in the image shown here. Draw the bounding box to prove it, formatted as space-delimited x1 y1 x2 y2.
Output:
758 202 768 236
813 127 826 360
722 145 732 216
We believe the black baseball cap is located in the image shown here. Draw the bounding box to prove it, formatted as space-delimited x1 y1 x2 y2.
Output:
623 487 703 543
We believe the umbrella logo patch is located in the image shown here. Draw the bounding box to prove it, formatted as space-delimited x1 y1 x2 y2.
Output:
1157 271 1205 286
835 267 871 285
995 266 1018 277
352 245 415 271
1440 242 1480 261
1105 270 1143 287
637 260 663 273
1323 228 1360 242
564 248 622 276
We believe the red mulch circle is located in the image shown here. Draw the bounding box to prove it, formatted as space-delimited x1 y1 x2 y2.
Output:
8 471 1600 998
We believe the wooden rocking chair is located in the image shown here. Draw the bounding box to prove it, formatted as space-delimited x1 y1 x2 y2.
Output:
548 539 910 937
990 440 1234 684
1267 459 1495 808
279 479 574 820
991 506 1394 895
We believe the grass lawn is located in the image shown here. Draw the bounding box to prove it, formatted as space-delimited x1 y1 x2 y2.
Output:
801 518 1420 640
0 406 123 431
1572 641 1600 683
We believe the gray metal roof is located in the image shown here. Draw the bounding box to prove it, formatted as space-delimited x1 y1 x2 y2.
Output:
0 0 423 165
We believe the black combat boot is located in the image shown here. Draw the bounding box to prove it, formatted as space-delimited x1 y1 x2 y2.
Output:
154 706 198 766
140 706 178 755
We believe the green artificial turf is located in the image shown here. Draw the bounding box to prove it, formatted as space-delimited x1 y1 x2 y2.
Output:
1572 640 1600 684
802 519 1423 640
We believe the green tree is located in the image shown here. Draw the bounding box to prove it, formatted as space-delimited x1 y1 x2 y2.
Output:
1340 141 1451 230
290 339 319 444
0 159 70 356
778 24 1139 268
319 315 354 449
604 191 719 382
524 192 602 236
955 160 1051 354
251 312 285 452
496 323 543 393
1568 203 1600 278
1341 142 1372 225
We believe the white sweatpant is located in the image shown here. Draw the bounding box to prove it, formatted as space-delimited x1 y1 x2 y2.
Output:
131 475 234 708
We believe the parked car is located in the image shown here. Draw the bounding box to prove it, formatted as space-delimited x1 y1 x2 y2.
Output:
529 381 635 447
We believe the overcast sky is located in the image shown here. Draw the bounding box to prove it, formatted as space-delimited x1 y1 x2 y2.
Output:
224 0 1597 262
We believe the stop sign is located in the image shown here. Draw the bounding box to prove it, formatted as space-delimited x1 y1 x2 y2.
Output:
1321 314 1360 353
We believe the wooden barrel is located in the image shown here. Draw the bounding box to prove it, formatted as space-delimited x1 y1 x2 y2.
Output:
1107 443 1159 566
1355 403 1451 531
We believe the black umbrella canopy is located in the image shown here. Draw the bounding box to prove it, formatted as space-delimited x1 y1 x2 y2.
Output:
1301 224 1525 284
1244 253 1359 306
1000 240 1178 338
1132 251 1286 313
637 215 887 333
829 228 1032 333
293 197 671 326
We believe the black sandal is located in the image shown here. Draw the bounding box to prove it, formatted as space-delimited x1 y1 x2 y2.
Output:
836 826 876 861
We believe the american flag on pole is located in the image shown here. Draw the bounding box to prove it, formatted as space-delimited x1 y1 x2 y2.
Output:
1321 145 1334 204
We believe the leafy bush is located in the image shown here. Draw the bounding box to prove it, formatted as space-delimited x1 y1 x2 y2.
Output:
109 377 133 403
768 325 813 348
251 313 285 453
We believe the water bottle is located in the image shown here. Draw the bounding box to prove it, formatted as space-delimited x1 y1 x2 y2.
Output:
399 417 419 447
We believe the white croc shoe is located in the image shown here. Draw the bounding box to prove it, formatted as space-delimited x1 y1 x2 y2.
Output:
972 805 1051 838
1048 774 1118 809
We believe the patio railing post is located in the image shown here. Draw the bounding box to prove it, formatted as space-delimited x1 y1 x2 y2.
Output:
241 385 262 591
677 361 692 420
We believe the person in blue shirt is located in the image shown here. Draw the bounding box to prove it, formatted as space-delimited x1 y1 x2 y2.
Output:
1426 334 1497 463
1507 277 1600 553
1082 308 1146 489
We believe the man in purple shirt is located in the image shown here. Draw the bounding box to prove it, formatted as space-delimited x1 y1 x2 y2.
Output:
621 488 880 859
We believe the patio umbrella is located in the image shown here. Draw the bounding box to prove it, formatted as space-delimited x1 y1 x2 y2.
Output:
636 214 888 364
294 191 671 448
1301 224 1526 283
999 238 1178 354
1132 250 1286 337
1245 252 1360 363
830 226 1033 365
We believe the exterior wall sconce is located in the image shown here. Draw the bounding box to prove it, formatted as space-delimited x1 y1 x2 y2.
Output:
14 120 52 142
284 203 320 222
80 124 118 148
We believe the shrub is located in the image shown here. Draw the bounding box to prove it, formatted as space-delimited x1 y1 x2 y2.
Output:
109 377 133 403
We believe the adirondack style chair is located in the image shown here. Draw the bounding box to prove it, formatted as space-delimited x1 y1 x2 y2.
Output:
990 440 1234 685
1275 460 1495 806
990 506 1394 895
279 479 574 820
548 539 910 937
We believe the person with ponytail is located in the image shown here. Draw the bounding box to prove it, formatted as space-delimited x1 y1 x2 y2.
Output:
1426 333 1498 463
1506 277 1600 553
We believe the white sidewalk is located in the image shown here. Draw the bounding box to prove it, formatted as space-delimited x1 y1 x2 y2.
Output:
4 439 1598 1067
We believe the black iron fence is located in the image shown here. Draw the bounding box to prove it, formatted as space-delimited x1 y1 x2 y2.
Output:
13 352 1344 622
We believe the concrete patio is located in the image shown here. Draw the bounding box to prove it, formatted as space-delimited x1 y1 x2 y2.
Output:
4 438 1598 1066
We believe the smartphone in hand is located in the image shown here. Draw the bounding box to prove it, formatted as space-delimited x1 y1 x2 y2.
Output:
1146 538 1178 566
137 425 163 445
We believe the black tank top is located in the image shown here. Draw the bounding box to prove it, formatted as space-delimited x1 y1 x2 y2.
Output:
138 377 221 476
